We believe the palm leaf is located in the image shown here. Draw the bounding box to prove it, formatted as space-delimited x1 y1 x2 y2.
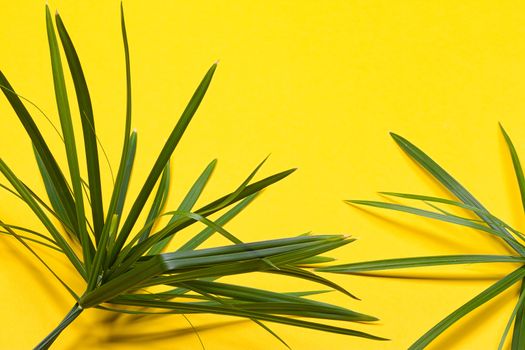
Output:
334 130 525 348
0 4 383 349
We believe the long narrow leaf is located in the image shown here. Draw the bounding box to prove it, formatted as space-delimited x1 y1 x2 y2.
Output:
409 266 525 349
135 169 296 259
317 254 525 273
46 6 92 270
512 283 525 350
111 297 387 341
147 159 215 252
499 287 525 350
0 159 85 277
177 193 258 253
391 133 525 256
101 4 134 267
138 161 170 243
33 144 73 231
0 71 78 232
55 13 104 239
113 62 218 258
499 125 525 349
347 200 510 239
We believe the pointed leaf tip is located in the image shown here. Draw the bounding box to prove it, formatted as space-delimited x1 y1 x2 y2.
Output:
390 132 403 141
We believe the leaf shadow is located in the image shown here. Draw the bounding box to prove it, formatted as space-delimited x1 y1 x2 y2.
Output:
0 237 76 310
349 204 516 256
67 311 248 350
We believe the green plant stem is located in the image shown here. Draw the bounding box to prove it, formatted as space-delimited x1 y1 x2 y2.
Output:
34 303 83 350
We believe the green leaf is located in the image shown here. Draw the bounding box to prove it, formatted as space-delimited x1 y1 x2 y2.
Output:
113 62 218 258
210 156 268 212
115 131 137 217
0 159 85 278
138 161 171 243
171 159 217 223
177 281 291 349
111 297 387 341
0 229 61 252
34 303 83 350
273 265 359 300
177 193 258 253
0 71 78 233
178 280 369 319
409 266 525 349
87 214 119 292
197 168 296 216
55 12 105 239
317 254 525 273
101 3 135 262
33 144 73 232
347 199 510 240
296 256 336 265
148 159 216 252
379 192 525 242
2 223 58 245
80 235 351 307
499 283 525 350
512 282 525 350
46 5 92 270
144 169 296 255
500 124 525 213
391 133 525 256
499 124 525 349
1 5 382 348
112 209 245 277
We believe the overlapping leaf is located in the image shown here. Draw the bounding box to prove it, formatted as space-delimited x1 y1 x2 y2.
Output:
321 128 525 349
0 4 383 349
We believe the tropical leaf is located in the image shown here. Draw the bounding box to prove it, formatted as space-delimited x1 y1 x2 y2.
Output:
324 130 525 348
0 4 382 349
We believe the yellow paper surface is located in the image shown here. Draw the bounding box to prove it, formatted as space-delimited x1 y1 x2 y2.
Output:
1 1 525 349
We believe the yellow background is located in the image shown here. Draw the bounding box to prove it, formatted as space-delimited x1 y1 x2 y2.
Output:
1 0 525 349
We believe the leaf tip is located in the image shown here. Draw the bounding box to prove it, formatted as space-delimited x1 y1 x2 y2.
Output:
499 122 509 136
389 132 402 140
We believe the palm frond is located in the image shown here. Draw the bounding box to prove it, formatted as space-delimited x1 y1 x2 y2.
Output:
321 129 525 348
0 5 383 349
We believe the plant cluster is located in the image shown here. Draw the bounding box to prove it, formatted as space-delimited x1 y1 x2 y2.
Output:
319 129 525 349
0 5 383 349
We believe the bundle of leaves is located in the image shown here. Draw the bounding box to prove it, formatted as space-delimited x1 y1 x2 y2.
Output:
0 5 384 349
318 129 525 349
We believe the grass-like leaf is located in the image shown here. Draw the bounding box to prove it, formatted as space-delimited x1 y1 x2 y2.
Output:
56 12 104 239
320 129 525 348
0 5 383 349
